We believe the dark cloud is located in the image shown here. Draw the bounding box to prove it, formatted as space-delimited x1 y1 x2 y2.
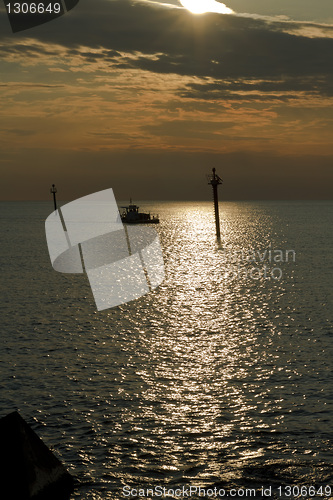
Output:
178 76 333 100
1 0 332 99
2 128 36 136
0 83 64 88
1 1 332 202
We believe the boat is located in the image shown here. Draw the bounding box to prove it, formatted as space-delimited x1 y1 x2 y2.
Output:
120 201 159 224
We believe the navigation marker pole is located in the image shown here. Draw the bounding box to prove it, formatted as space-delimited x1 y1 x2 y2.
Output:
208 168 223 240
50 184 57 211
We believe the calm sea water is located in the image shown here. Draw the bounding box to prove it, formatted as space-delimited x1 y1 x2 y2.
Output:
1 201 332 500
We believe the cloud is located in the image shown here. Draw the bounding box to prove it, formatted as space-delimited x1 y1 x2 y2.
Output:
0 0 332 202
1 128 36 136
179 77 333 101
0 82 64 88
0 0 332 102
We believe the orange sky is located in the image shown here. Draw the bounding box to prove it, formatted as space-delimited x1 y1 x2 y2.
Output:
0 0 332 200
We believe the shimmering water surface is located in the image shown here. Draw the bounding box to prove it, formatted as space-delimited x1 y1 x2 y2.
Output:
1 201 333 499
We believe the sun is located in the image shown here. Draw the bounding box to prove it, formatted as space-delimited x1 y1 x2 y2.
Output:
179 0 233 15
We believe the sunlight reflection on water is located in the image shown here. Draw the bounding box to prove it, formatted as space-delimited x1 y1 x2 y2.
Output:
1 201 332 499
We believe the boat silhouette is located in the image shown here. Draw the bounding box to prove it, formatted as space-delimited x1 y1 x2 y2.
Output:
120 201 159 224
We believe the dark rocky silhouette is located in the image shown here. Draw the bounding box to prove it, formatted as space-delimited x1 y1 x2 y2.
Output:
0 411 74 500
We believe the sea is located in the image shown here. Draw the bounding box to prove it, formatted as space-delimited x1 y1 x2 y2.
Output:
1 200 332 500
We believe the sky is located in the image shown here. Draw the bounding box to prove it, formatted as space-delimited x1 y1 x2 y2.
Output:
0 0 332 201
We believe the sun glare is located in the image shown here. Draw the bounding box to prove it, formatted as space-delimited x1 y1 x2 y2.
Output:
180 0 233 15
